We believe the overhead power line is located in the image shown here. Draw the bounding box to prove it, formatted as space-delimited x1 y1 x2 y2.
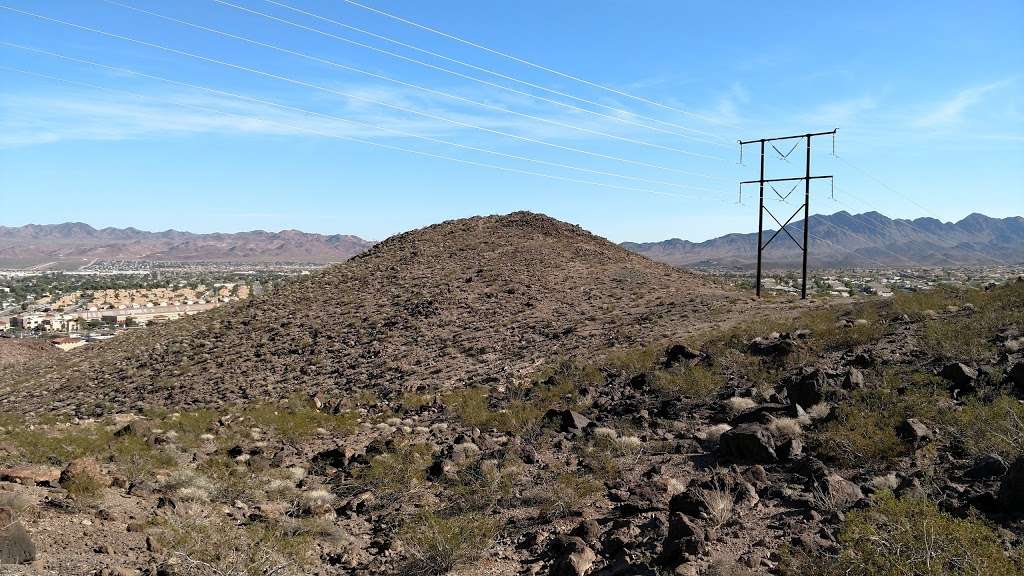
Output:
337 0 732 128
0 4 729 182
1 42 728 197
102 0 727 163
0 64 703 200
215 0 731 146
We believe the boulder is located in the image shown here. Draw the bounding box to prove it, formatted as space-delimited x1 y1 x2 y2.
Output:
60 457 110 488
719 424 777 464
966 454 1009 479
0 465 60 487
665 344 701 367
842 367 865 389
0 508 35 565
998 456 1024 514
786 368 829 411
940 363 978 395
749 334 797 357
813 473 864 511
549 535 597 576
1008 361 1024 394
545 409 591 433
659 513 706 565
896 418 931 445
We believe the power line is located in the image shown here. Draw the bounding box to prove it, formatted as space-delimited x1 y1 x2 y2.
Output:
1 42 729 197
0 64 702 200
0 4 730 182
102 0 727 163
214 0 731 146
337 0 732 128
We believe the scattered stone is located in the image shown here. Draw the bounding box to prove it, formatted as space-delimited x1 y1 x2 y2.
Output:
998 456 1024 514
60 457 110 488
940 362 978 395
0 465 60 487
813 474 864 512
545 409 591 433
749 334 798 357
842 367 864 389
549 535 597 576
719 424 777 464
896 418 931 445
966 454 1009 479
786 368 829 410
665 344 701 366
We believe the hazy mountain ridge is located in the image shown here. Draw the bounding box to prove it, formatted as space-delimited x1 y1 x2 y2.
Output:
0 222 375 264
621 211 1024 267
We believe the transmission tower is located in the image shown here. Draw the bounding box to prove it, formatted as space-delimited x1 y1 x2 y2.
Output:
739 129 836 300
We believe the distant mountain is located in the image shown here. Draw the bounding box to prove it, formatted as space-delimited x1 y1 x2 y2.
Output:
0 222 375 266
621 212 1024 268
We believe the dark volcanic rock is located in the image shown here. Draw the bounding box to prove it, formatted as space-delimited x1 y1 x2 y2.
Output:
940 362 978 395
998 456 1024 514
786 368 829 409
546 409 592 433
719 424 777 463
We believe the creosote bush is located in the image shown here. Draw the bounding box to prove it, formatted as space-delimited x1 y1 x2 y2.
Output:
399 511 499 575
242 396 357 444
783 492 1023 576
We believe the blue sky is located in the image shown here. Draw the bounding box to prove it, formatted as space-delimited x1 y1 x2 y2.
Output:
1 0 1022 242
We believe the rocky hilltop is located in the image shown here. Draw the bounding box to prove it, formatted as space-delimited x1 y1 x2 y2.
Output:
9 212 740 415
1 213 1022 576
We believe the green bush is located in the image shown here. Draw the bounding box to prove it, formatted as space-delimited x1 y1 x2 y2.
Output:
651 365 723 399
399 511 499 575
783 492 1023 576
242 397 357 444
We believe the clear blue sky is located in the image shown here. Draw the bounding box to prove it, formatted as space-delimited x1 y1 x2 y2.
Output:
1 0 1022 242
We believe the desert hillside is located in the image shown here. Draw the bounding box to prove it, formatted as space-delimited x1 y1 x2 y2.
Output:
8 212 742 416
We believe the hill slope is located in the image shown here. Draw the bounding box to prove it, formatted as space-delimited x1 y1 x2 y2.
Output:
9 212 742 415
0 222 374 265
622 211 1024 267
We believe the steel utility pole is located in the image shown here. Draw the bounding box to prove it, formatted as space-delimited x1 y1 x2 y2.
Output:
739 129 836 299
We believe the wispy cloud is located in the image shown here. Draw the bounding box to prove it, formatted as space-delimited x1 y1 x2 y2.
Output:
914 79 1013 127
800 96 876 126
0 76 729 154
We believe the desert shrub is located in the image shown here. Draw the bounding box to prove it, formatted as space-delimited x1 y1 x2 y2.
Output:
196 456 262 504
152 509 314 576
941 395 1024 460
783 492 1023 575
399 511 499 575
0 423 114 466
919 281 1024 362
444 360 600 435
63 471 106 505
603 344 663 375
161 409 219 448
345 442 433 504
242 397 357 444
814 383 943 467
526 471 603 520
109 435 177 486
399 391 434 412
651 365 723 399
441 459 517 515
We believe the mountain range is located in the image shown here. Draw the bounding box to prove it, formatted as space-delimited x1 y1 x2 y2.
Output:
621 211 1024 268
2 211 1022 269
0 222 374 266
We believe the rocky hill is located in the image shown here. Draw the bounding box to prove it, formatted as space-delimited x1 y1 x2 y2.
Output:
622 211 1024 268
0 222 374 266
7 212 743 415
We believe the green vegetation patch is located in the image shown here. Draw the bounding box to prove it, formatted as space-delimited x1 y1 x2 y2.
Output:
783 492 1023 576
